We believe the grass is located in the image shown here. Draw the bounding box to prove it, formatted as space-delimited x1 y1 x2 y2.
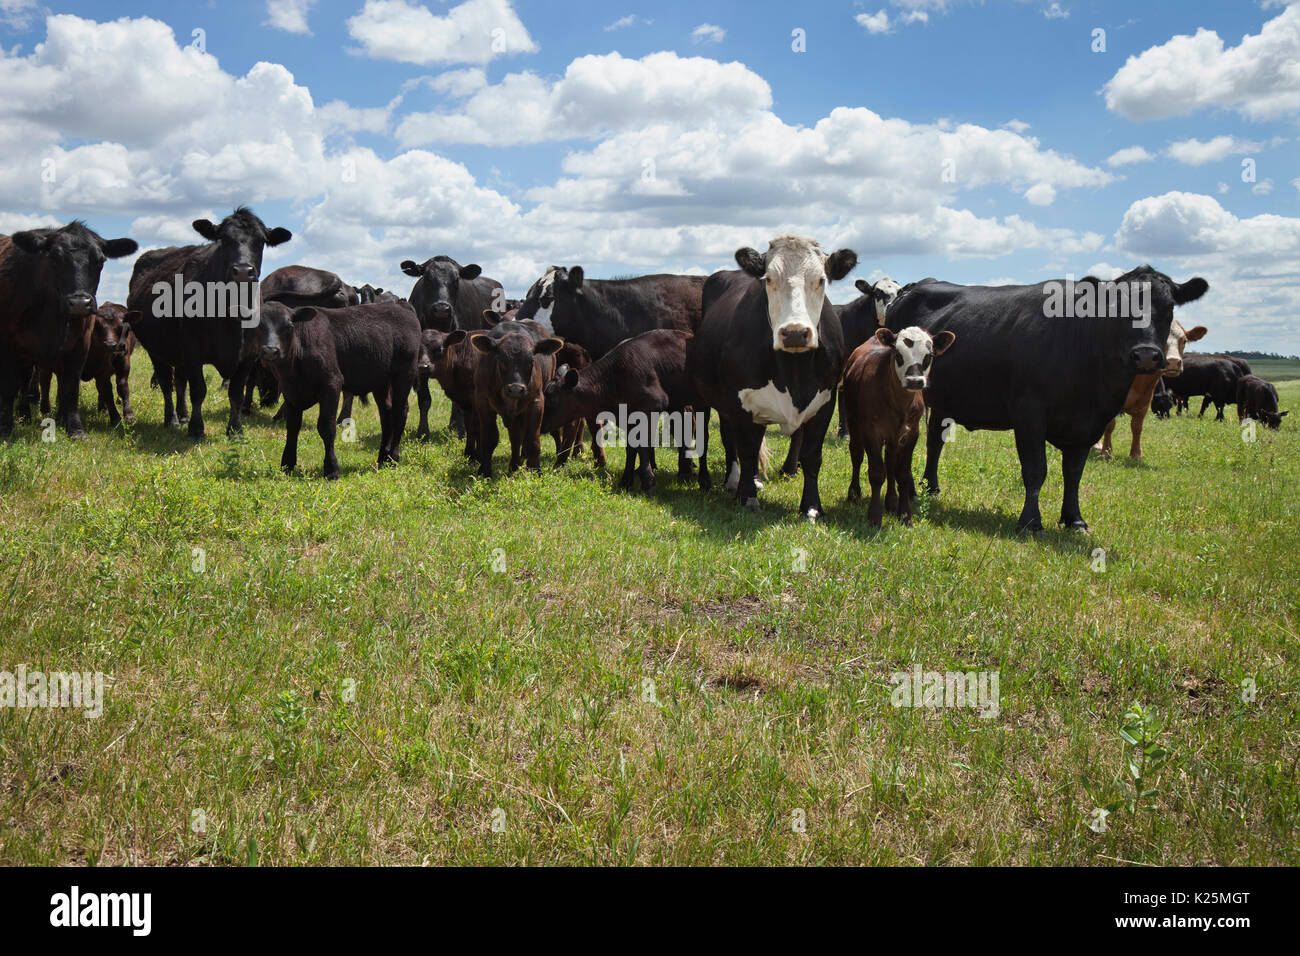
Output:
1241 358 1300 384
1 353 1297 866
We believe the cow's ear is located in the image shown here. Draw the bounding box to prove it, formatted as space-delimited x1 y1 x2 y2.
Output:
469 333 496 353
564 368 579 389
825 249 858 281
1173 277 1208 304
855 278 871 295
265 227 292 247
874 327 896 347
459 263 482 281
102 237 138 259
1185 325 1208 342
535 337 564 356
931 330 956 356
446 329 467 346
290 307 318 324
735 247 765 278
10 231 50 255
400 260 423 277
481 309 502 327
568 266 584 290
192 219 220 241
124 310 144 323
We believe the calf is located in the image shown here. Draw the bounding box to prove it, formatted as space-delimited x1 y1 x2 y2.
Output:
1095 318 1207 459
550 340 603 468
689 235 857 518
38 302 140 428
1151 378 1173 419
127 207 291 438
0 223 138 438
416 326 478 459
1237 374 1287 429
468 321 564 477
542 329 694 493
253 300 420 479
843 326 955 525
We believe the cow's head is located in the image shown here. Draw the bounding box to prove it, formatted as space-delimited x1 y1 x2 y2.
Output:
10 222 137 320
735 235 857 352
418 328 467 380
400 255 482 330
515 266 583 333
470 326 564 410
192 207 291 285
855 276 901 327
1260 408 1288 430
1117 267 1208 373
1160 318 1208 377
93 303 139 356
253 300 311 363
874 325 956 391
541 365 582 435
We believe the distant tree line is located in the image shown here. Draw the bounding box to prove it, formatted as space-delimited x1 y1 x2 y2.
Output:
1221 350 1300 362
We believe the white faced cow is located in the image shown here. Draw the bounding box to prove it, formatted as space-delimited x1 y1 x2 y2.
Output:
687 235 857 519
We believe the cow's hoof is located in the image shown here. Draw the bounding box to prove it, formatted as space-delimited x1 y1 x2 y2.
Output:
846 487 861 503
123 414 136 426
780 465 798 478
324 471 340 481
1061 518 1090 533
742 497 759 513
1017 517 1044 535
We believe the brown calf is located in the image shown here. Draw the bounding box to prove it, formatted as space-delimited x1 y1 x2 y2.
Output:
842 325 955 526
1096 319 1206 458
40 302 140 428
470 321 564 477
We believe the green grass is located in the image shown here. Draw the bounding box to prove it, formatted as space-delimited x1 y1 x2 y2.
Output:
1242 358 1300 384
1 355 1297 866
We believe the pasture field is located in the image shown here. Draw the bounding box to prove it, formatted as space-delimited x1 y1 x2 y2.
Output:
1 358 1296 866
1239 358 1300 384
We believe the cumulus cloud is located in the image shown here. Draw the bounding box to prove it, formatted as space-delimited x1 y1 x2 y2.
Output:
1106 145 1155 167
266 0 317 34
1103 5 1300 121
691 23 725 44
347 0 538 66
1166 136 1262 166
1042 3 1069 19
606 15 651 31
856 11 892 34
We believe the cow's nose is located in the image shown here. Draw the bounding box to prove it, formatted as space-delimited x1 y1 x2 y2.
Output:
1164 359 1183 376
780 326 811 350
230 263 258 282
260 345 280 358
904 376 927 391
1130 346 1164 371
432 302 452 314
67 293 95 316
503 383 527 400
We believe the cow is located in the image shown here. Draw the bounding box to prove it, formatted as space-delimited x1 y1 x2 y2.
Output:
37 302 140 429
1094 318 1207 459
468 320 564 478
1151 378 1174 419
688 235 858 519
842 326 955 526
415 326 479 460
127 207 291 438
886 267 1208 532
513 267 705 359
357 284 403 304
0 222 138 439
1166 353 1250 421
541 329 694 493
400 255 503 440
550 340 603 467
252 299 420 479
1237 374 1287 429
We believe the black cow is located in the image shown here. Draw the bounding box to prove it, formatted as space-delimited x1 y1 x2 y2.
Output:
513 267 705 360
0 223 138 438
127 207 291 438
1166 353 1251 421
886 266 1208 532
253 300 420 478
1151 377 1174 419
688 235 857 519
400 255 503 440
1237 374 1287 429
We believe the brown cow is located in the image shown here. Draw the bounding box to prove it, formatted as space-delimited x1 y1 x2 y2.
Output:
38 302 140 428
1095 319 1206 459
469 320 564 477
842 325 955 526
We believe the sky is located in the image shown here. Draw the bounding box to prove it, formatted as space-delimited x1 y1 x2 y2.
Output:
1 0 1297 352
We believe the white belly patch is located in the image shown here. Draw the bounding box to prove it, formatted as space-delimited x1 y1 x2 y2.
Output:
738 382 831 436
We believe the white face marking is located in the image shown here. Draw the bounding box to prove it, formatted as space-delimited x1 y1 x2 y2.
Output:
761 235 829 353
1163 318 1187 372
872 276 900 326
890 325 936 390
738 382 832 436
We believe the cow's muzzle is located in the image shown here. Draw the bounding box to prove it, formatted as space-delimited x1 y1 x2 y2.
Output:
1129 346 1165 372
66 293 95 317
778 325 813 351
502 383 527 401
229 263 258 283
260 345 281 360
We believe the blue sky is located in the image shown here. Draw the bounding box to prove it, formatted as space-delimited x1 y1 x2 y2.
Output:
1 0 1297 351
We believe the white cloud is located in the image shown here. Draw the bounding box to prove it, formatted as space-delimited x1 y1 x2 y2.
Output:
856 11 892 34
606 15 651 32
347 0 538 66
1218 182 1231 194
1166 136 1262 166
1117 191 1300 259
266 0 317 34
1003 119 1031 133
0 0 37 30
1252 178 1274 196
1104 5 1300 121
1106 145 1155 167
1293 176 1300 196
1043 3 1069 19
1024 183 1056 206
691 23 725 44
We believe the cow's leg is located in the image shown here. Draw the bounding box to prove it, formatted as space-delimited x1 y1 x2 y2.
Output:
1129 406 1148 458
722 422 740 492
619 446 637 489
846 430 864 503
449 402 466 439
1094 418 1116 459
116 365 134 425
55 359 87 439
780 425 802 477
836 390 849 439
589 416 607 468
241 373 256 416
186 366 207 439
638 447 656 494
14 367 33 423
1198 395 1210 418
226 360 251 435
389 379 409 465
96 375 121 427
884 439 901 517
1013 426 1048 534
415 377 432 441
318 392 340 480
476 408 499 478
38 370 52 417
461 403 478 459
865 436 886 527
1059 445 1090 532
374 388 393 467
898 433 919 524
0 360 18 438
794 399 833 519
734 421 766 511
696 406 712 491
281 404 302 473
923 413 947 497
1214 401 1225 422
337 392 354 426
676 440 694 482
174 368 190 424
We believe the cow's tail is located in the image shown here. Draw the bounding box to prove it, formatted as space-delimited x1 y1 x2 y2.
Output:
757 437 770 478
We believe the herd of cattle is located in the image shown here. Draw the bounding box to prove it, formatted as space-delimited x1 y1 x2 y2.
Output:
0 208 1288 532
